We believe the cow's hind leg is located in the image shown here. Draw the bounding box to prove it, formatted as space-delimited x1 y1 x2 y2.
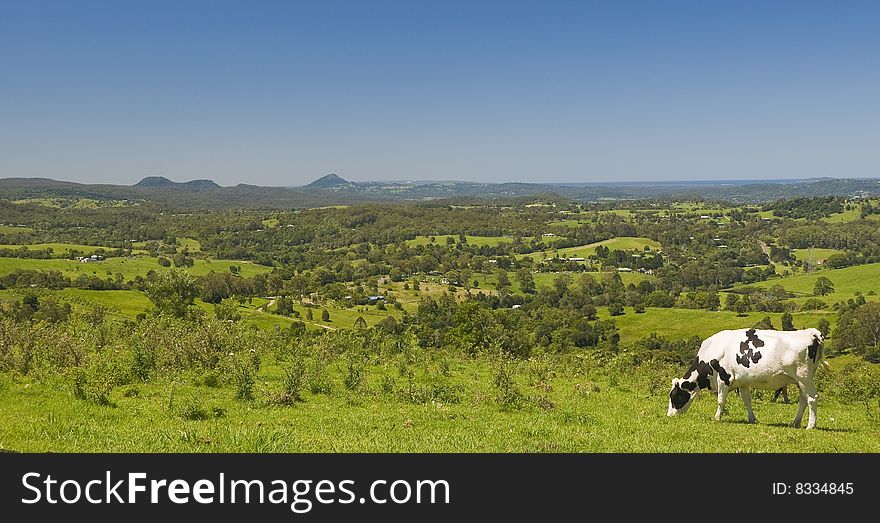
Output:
740 388 756 424
791 382 808 428
714 381 729 421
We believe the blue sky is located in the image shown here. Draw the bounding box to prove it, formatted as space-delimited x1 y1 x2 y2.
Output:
1 0 878 186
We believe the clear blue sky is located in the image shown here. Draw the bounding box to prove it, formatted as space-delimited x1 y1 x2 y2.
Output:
1 0 878 186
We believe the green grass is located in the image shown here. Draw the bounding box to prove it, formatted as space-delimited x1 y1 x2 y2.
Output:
791 248 844 264
546 219 582 228
732 262 880 299
0 242 148 256
599 307 835 341
0 255 273 279
176 237 202 252
519 237 661 262
0 225 33 234
1 359 875 452
405 235 511 247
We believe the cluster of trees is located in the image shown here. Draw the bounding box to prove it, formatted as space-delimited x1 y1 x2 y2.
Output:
766 197 845 220
833 297 880 362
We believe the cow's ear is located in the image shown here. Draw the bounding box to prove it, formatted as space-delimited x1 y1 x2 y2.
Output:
671 378 681 387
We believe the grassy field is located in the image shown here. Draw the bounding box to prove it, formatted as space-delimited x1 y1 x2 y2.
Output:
791 248 844 264
732 262 880 299
177 237 202 252
0 255 273 279
0 242 149 256
1 356 875 453
0 225 33 234
519 237 661 262
405 235 514 247
599 307 835 341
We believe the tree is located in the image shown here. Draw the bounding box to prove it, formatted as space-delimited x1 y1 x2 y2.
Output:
704 292 720 311
172 251 194 268
609 302 625 316
724 293 739 311
145 270 198 318
817 318 831 339
321 309 330 322
495 269 510 296
753 316 775 330
354 316 367 329
214 298 242 322
781 312 795 331
274 295 294 316
813 276 834 296
516 268 536 294
833 301 880 361
733 295 751 316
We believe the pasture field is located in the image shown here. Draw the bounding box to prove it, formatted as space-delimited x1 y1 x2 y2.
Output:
518 237 661 262
821 201 880 223
791 248 844 264
405 235 513 247
0 255 273 279
0 242 149 256
176 237 202 252
599 307 835 341
0 225 33 234
732 262 880 299
1 355 875 453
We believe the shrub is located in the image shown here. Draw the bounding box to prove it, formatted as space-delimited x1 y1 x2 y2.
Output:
307 358 333 395
800 298 828 311
177 396 210 421
493 360 523 410
342 354 365 391
278 357 306 403
227 350 259 401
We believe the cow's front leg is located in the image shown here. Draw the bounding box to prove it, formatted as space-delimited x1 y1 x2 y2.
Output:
803 379 819 430
714 381 729 421
740 388 756 424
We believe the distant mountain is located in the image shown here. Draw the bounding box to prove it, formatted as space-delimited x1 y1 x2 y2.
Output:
135 176 220 190
306 173 351 188
1 175 879 210
134 176 176 187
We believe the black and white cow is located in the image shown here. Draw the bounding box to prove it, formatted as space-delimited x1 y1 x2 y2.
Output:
667 328 826 429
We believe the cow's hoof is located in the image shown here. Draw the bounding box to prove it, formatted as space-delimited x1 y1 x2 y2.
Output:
748 418 757 424
790 421 802 429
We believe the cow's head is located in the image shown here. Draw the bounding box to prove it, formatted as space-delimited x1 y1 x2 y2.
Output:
667 378 698 416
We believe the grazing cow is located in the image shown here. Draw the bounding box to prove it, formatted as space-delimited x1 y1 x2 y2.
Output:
667 328 826 429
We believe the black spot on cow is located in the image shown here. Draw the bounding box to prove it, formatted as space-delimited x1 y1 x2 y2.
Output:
695 361 714 389
745 329 765 347
710 359 731 386
808 336 820 363
736 330 764 368
681 380 697 392
670 384 691 410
